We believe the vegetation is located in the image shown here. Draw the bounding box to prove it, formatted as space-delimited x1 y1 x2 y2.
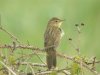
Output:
0 0 100 75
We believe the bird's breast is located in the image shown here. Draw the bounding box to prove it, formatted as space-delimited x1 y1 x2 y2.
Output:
59 28 64 38
61 29 64 38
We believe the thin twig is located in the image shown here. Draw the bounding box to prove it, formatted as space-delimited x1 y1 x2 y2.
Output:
0 44 100 75
35 67 70 75
28 64 35 75
57 52 100 75
18 62 46 67
34 52 46 65
0 61 17 75
0 27 20 43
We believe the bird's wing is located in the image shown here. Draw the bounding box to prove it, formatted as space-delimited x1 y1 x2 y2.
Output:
44 28 62 48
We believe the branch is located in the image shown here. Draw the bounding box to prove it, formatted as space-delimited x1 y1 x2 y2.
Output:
17 62 46 67
0 44 100 75
57 53 100 75
0 61 17 75
35 68 70 75
0 44 43 51
0 26 20 43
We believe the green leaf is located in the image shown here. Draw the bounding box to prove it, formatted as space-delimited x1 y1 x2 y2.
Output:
50 71 57 75
8 56 15 64
71 63 81 75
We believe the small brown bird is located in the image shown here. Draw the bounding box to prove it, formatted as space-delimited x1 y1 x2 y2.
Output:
44 17 64 70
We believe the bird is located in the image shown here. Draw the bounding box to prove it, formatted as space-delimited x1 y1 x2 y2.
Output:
44 17 64 70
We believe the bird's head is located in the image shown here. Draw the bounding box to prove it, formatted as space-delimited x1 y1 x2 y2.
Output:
48 17 64 28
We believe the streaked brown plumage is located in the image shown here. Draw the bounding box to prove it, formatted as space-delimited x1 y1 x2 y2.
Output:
44 17 64 70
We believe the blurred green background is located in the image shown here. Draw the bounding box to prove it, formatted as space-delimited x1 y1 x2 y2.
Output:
0 0 100 74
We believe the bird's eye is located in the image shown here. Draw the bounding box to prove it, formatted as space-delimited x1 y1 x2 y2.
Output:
55 20 58 22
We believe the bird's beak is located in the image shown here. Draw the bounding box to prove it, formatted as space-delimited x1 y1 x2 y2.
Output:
58 20 64 27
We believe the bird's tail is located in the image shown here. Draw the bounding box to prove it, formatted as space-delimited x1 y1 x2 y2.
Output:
46 48 56 70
